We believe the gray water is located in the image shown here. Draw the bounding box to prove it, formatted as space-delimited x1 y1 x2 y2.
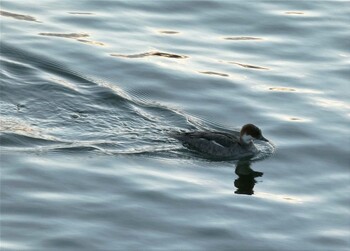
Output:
1 1 350 250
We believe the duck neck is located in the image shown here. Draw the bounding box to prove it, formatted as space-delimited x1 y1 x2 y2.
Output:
240 133 253 146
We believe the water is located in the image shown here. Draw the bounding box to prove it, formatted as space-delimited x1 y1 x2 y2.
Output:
1 1 349 250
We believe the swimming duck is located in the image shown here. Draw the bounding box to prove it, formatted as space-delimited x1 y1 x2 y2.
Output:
173 124 268 159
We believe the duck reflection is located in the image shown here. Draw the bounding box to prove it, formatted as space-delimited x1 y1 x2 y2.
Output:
234 160 263 195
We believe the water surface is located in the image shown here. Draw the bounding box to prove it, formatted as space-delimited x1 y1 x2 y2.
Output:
1 1 350 250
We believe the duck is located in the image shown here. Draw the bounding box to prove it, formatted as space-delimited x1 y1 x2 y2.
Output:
173 124 268 159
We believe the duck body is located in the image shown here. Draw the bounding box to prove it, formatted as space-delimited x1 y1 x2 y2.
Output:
173 124 268 160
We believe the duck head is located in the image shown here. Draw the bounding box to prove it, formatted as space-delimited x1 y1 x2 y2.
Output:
240 124 268 144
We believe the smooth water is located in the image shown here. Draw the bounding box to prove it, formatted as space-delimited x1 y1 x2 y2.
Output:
1 1 349 250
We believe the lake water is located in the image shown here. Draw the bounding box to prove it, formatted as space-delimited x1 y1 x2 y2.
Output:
1 1 349 250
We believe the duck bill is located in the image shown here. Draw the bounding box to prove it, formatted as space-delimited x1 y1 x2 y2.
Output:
260 136 269 142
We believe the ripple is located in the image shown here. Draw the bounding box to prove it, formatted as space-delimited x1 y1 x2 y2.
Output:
39 33 90 39
267 114 311 123
199 71 229 77
110 51 188 59
311 97 350 111
0 241 28 251
1 1 349 250
254 192 305 204
158 30 179 35
0 132 60 148
0 10 40 22
261 86 321 94
67 12 94 15
269 87 296 92
25 192 89 202
228 61 269 70
39 33 105 46
50 78 79 92
0 117 63 149
76 39 105 46
223 36 263 41
1 117 41 137
285 11 305 15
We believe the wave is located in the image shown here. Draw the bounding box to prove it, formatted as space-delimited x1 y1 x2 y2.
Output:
0 43 274 160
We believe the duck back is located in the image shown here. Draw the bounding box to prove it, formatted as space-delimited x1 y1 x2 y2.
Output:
173 131 255 159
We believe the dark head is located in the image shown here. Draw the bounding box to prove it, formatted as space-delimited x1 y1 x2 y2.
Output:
240 124 268 144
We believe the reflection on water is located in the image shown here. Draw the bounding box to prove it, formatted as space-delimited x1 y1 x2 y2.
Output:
234 160 263 195
110 51 188 59
199 71 229 77
39 32 90 39
228 61 269 70
223 36 263 41
0 10 40 22
67 12 94 15
39 32 105 46
157 30 179 35
285 11 305 15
